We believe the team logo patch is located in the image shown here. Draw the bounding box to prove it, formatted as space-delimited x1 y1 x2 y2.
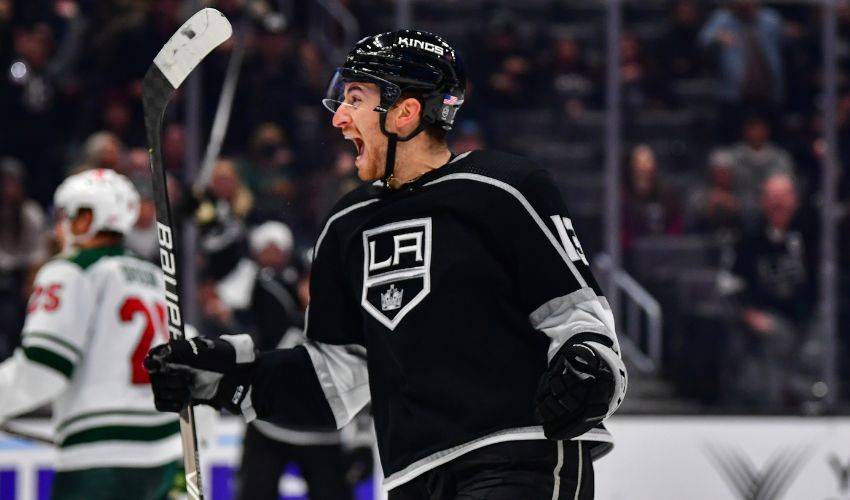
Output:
361 218 432 330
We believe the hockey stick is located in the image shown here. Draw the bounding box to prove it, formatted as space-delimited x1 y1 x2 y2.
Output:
194 17 246 196
142 9 232 500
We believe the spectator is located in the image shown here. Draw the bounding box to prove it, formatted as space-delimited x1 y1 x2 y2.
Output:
80 130 123 171
235 26 301 146
215 221 298 320
219 221 354 500
475 15 534 108
541 34 599 115
197 278 237 334
162 123 185 175
85 0 168 90
728 115 794 211
314 148 361 227
727 172 818 410
621 144 684 255
619 32 663 109
122 146 152 179
699 0 786 139
124 181 158 263
239 123 297 221
100 91 136 144
687 149 747 236
298 40 328 99
196 158 253 280
0 158 48 357
246 222 300 348
663 0 705 80
2 22 64 205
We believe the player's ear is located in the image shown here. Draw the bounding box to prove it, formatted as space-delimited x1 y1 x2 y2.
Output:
393 97 422 135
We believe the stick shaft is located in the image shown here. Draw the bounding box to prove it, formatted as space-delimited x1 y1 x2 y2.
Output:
144 65 206 500
141 11 233 497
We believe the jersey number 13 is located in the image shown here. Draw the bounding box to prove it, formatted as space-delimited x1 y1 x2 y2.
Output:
551 215 589 266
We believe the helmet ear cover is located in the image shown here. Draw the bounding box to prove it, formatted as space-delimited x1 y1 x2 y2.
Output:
420 91 462 130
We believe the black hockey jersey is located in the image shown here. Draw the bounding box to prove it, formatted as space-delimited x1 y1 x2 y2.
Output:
251 150 626 489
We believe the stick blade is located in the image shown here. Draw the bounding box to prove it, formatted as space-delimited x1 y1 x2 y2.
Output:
153 8 232 89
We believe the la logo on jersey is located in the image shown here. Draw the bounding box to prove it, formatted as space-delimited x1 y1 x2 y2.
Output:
362 218 432 330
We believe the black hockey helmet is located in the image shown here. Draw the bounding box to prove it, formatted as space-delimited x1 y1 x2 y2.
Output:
323 29 467 131
322 30 467 186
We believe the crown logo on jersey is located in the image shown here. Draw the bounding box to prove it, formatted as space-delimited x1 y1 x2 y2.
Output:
380 284 404 311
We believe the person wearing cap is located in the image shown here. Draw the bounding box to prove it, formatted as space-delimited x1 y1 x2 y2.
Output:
214 221 354 500
147 30 626 499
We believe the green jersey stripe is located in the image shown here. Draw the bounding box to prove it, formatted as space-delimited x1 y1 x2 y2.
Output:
23 332 83 358
57 409 168 433
24 346 74 378
60 421 180 447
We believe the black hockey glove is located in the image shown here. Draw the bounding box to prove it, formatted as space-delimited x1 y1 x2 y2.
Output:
144 334 257 416
535 342 614 441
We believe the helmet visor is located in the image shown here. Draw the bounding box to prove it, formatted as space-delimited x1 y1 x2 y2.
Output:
322 67 402 114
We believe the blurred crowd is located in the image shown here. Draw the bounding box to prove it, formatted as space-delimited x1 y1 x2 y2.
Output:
0 0 849 413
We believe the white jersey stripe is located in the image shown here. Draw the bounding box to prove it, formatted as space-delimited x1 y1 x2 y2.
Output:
55 434 182 471
574 441 584 500
552 440 564 500
423 173 587 288
383 425 612 490
314 198 380 257
302 341 370 428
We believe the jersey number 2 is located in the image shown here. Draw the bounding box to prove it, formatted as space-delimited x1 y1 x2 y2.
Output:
119 297 167 385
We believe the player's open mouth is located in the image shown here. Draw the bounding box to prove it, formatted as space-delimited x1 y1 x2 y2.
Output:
346 136 365 161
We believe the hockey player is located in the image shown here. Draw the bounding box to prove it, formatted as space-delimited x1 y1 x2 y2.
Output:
0 169 182 499
147 30 627 499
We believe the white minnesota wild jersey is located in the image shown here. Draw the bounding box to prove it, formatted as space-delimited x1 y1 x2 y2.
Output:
21 246 181 470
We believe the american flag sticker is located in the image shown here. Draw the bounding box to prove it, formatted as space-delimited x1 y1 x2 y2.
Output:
443 94 461 105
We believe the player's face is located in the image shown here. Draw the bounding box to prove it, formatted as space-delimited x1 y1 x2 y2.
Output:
331 82 388 181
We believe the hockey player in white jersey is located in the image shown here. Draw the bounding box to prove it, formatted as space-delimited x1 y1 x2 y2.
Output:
0 168 183 499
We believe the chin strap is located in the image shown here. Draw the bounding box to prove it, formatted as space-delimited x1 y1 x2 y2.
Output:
379 113 426 188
